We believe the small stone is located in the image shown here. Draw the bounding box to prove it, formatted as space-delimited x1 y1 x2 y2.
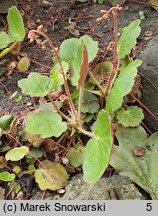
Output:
36 19 41 24
16 191 24 200
62 157 69 165
42 1 53 7
57 189 65 194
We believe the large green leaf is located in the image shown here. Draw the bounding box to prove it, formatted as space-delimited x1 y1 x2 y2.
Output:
50 61 69 90
5 146 29 161
117 19 141 59
59 35 99 86
35 160 68 190
25 110 67 138
7 6 25 41
110 125 158 200
59 38 80 66
116 106 144 127
0 32 10 49
106 60 142 113
0 171 15 182
83 110 113 183
18 72 53 97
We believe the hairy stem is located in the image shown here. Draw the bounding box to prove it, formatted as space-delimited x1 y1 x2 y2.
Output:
77 85 84 124
105 8 118 96
30 28 77 120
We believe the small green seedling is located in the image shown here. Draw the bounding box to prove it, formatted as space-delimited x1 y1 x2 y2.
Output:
138 11 145 20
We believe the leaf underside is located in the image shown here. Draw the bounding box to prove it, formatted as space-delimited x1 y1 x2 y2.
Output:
110 125 158 200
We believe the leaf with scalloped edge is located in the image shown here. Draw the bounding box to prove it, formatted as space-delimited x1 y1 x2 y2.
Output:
66 145 84 168
106 60 142 113
0 171 15 182
35 160 68 190
25 110 67 138
117 19 141 59
83 110 113 183
5 146 29 161
59 38 79 66
116 106 144 127
110 125 158 200
18 72 53 97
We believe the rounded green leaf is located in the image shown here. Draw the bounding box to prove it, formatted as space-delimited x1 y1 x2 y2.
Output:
0 171 15 182
7 6 25 41
25 111 67 138
80 35 99 63
17 57 30 72
35 160 68 190
18 72 53 97
116 106 144 127
5 146 29 161
50 61 69 90
66 146 84 168
59 38 80 66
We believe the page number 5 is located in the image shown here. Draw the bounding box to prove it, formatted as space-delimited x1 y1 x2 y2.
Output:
146 203 152 211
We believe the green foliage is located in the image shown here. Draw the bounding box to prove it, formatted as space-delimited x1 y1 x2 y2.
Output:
0 6 25 58
0 115 14 131
75 91 99 114
138 11 145 20
35 160 68 190
66 145 84 168
18 72 53 97
7 6 25 41
110 125 158 199
17 57 30 72
59 35 99 86
106 60 142 113
117 19 141 59
0 171 15 182
25 111 67 138
83 110 113 183
5 146 29 161
116 106 144 127
6 17 149 191
50 61 69 90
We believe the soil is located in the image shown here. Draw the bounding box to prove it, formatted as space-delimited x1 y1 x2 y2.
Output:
0 0 158 199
